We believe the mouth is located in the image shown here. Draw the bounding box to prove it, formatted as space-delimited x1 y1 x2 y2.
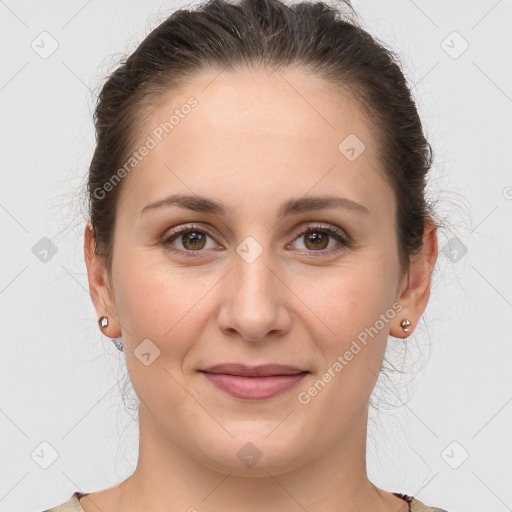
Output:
198 364 309 400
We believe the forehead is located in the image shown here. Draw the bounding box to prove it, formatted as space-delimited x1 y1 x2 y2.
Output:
156 68 374 152
118 68 391 217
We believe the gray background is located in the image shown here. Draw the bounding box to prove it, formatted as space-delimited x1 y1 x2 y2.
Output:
1 1 511 511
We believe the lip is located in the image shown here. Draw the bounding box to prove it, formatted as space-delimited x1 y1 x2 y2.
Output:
199 364 309 400
200 363 307 377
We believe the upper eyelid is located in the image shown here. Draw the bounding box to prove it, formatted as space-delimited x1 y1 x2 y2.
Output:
164 222 348 245
294 223 346 238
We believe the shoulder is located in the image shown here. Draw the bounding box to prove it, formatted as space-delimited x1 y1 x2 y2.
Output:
393 492 451 512
41 490 452 512
410 497 451 512
41 492 86 512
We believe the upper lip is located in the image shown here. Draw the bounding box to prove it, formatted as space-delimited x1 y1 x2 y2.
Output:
200 364 308 377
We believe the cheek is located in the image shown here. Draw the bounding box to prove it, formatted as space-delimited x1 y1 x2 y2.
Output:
311 262 396 342
300 252 399 406
296 271 393 425
113 255 212 356
113 259 211 414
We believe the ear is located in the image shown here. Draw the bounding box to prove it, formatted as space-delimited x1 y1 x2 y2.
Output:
84 222 121 338
391 218 438 338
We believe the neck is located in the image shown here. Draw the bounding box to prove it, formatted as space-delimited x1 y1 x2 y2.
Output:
113 403 399 512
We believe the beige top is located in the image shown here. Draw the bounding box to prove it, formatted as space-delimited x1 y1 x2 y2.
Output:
42 491 451 512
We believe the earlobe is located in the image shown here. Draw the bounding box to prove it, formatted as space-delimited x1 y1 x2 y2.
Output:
391 220 438 338
84 222 121 338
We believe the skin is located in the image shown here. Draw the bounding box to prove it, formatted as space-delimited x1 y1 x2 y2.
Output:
83 67 438 512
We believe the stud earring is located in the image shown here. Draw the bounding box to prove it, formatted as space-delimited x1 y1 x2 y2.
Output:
98 316 108 329
400 319 411 333
98 316 124 351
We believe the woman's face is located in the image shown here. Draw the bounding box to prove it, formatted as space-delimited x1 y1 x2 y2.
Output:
87 68 424 475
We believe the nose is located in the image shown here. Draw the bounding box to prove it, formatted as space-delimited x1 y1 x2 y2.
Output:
217 245 292 342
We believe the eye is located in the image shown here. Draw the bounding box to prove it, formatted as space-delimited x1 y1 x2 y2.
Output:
162 222 351 258
162 224 219 257
289 224 350 255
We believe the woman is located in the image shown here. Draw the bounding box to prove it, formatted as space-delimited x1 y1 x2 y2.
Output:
44 0 448 510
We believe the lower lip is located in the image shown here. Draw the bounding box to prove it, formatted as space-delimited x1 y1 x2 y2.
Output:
201 372 309 400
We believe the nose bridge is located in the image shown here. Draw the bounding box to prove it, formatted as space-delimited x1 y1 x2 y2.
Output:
232 234 277 306
218 231 290 340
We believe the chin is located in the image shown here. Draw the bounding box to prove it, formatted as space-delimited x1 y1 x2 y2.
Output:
189 423 312 476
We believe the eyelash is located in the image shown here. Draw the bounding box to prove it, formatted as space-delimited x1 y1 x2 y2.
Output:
162 223 351 258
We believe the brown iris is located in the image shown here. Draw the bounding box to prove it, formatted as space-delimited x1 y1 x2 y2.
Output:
303 230 329 250
181 230 207 250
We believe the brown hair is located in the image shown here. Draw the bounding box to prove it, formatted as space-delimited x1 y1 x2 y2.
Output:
87 0 435 280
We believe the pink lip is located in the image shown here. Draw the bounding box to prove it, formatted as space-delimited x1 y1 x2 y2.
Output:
199 364 309 400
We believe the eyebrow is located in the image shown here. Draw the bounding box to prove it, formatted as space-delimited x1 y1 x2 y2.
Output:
140 193 370 218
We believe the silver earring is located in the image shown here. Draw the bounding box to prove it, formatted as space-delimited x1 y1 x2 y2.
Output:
111 336 124 351
400 319 411 333
98 316 123 351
